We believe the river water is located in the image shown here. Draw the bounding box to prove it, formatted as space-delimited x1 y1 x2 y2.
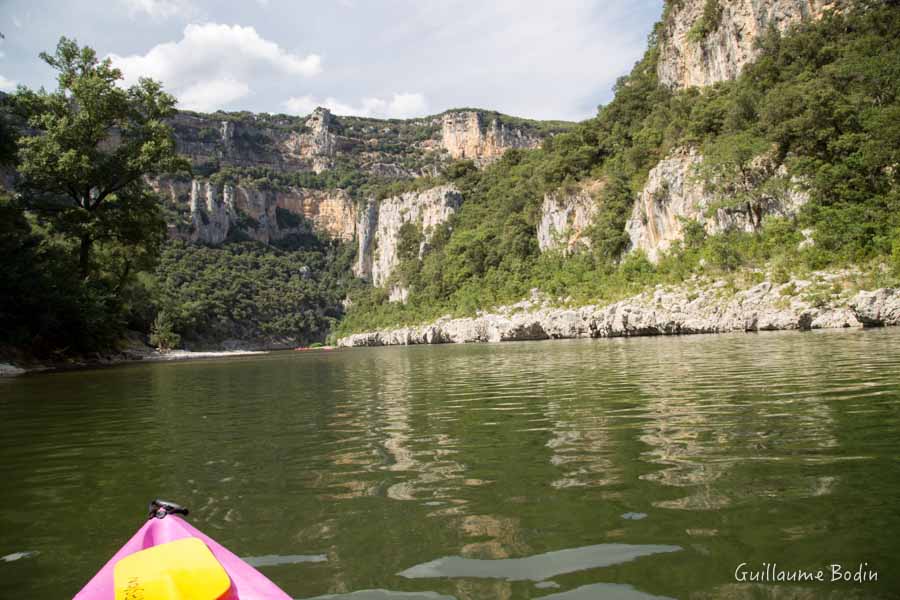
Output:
2 329 899 599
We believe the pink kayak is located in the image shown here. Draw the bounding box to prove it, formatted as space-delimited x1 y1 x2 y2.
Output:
74 500 292 600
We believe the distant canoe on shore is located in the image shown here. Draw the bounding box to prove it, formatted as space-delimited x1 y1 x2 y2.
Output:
293 345 337 352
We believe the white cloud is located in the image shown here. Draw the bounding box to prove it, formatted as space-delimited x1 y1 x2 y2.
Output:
0 75 17 92
284 92 428 119
179 78 250 112
378 0 659 120
12 16 22 29
5 0 660 120
121 0 193 19
109 23 321 112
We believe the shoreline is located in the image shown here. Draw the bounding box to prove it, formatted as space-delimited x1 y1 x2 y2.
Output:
4 279 898 375
1 348 270 378
337 279 900 348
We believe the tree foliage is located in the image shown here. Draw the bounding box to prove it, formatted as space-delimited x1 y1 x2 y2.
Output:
1 38 190 355
151 239 354 347
16 37 188 279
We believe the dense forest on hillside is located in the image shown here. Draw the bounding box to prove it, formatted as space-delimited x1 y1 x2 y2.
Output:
2 181 354 355
336 1 900 336
149 239 355 350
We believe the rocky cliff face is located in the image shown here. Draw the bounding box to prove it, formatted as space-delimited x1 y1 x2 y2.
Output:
537 180 603 254
291 107 339 173
625 148 807 261
154 107 562 247
354 185 462 288
657 0 844 89
338 274 897 348
152 178 356 245
173 107 560 179
172 107 362 176
441 111 543 165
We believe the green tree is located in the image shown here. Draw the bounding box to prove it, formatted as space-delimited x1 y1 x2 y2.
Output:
696 132 789 228
395 221 423 285
15 37 188 280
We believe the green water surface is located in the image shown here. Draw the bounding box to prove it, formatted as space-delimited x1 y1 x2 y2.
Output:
1 329 899 599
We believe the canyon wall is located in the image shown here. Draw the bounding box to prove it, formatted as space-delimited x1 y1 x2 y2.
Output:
355 185 462 288
625 148 807 262
441 111 544 165
155 107 561 246
537 180 603 254
537 0 838 262
658 0 845 89
171 107 355 175
152 178 357 245
174 107 559 179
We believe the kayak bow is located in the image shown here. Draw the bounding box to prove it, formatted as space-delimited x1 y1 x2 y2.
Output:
74 500 292 600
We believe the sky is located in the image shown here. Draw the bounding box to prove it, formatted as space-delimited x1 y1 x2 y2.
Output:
0 0 663 122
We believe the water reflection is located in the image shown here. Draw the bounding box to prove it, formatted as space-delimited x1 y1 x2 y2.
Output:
1 551 39 562
398 543 681 581
242 554 327 567
538 583 676 600
631 334 847 511
300 591 456 600
2 330 900 599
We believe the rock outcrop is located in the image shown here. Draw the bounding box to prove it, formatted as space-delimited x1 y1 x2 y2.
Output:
537 180 602 254
626 148 807 262
355 185 462 288
172 108 357 175
280 107 344 174
338 275 885 347
172 107 561 179
850 288 900 326
152 178 357 245
441 111 543 165
150 107 564 246
658 0 845 89
0 363 26 377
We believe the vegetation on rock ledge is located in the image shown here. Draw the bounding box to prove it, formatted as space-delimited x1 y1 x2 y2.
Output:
337 1 900 336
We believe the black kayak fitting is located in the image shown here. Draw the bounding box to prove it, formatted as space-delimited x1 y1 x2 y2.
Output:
149 498 190 519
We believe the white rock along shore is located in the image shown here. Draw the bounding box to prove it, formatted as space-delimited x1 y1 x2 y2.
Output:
338 278 900 347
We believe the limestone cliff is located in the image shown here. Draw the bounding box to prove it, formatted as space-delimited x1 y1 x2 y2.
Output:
537 180 603 254
172 107 360 176
338 273 894 348
658 0 845 89
625 148 807 262
441 111 543 165
278 107 350 174
152 178 356 245
152 107 564 247
354 185 462 287
173 107 563 180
